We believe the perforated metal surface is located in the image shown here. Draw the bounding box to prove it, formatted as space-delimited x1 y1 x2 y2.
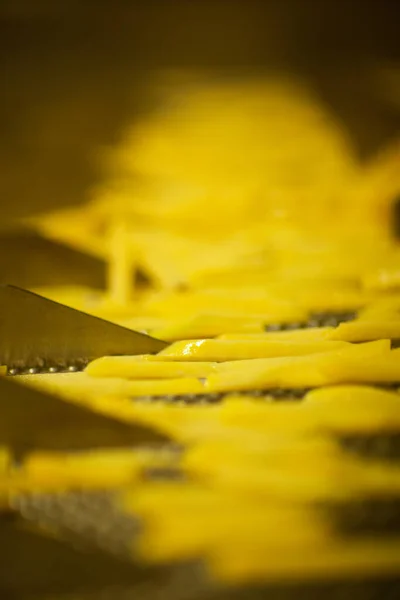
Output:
131 388 311 405
11 491 140 559
338 432 400 461
325 496 400 537
264 311 357 332
131 383 400 406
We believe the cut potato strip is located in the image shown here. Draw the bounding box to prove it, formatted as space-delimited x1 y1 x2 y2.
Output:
328 320 400 342
158 339 349 362
218 327 334 341
135 504 326 564
215 339 390 372
86 357 217 379
23 449 146 489
212 385 400 436
362 267 400 292
152 313 266 340
211 539 400 584
321 348 400 384
146 290 309 320
304 385 400 432
207 340 391 391
17 372 204 400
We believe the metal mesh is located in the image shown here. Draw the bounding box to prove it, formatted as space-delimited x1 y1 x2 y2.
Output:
11 491 140 559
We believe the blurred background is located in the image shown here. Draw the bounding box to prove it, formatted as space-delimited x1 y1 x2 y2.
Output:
1 0 400 290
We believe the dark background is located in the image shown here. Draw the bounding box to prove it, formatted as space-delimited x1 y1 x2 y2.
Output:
1 0 400 222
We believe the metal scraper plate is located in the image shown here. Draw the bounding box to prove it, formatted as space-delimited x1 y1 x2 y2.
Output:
0 285 167 372
0 232 106 290
9 490 209 600
0 376 171 454
0 509 206 600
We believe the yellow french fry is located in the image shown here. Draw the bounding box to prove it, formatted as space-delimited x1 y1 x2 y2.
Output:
328 320 400 342
158 339 349 362
207 340 391 391
305 385 400 432
218 327 334 341
86 356 217 379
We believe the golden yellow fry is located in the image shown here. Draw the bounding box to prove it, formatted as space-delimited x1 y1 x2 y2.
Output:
207 340 391 391
218 327 334 341
86 356 217 379
328 320 400 342
158 339 349 362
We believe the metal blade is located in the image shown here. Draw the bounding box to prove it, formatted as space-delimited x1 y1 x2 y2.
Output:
0 285 167 372
0 512 204 600
0 376 170 453
0 514 158 598
0 232 106 290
